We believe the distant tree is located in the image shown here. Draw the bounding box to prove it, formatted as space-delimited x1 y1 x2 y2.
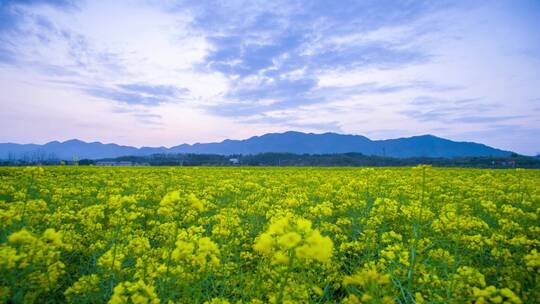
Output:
79 159 94 166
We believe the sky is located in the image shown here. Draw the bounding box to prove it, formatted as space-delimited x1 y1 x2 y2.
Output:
0 0 539 155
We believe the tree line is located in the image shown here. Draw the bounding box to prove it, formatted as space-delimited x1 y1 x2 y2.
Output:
3 152 539 168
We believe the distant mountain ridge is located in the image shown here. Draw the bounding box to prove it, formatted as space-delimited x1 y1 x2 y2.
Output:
0 131 513 160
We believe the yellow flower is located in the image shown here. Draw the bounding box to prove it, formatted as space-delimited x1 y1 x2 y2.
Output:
8 229 36 244
312 286 323 296
171 240 195 261
187 193 205 211
268 217 290 235
473 286 522 304
98 249 125 272
277 232 302 249
297 230 333 262
253 233 274 255
204 298 230 304
42 228 63 246
171 231 220 268
343 266 390 287
254 216 333 264
157 191 180 216
272 250 289 265
109 280 160 304
524 249 540 273
64 274 101 299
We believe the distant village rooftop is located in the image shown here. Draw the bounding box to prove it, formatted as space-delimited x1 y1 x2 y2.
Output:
95 161 149 166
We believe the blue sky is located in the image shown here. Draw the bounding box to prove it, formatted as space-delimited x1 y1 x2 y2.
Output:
0 0 539 154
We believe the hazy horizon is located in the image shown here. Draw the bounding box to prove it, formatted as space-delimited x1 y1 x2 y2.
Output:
1 1 539 154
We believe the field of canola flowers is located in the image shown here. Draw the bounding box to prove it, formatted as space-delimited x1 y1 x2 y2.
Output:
1 166 539 304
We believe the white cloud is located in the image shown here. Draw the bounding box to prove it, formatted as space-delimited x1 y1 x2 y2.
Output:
307 3 540 154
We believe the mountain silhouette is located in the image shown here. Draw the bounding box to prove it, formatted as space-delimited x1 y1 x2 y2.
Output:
0 131 512 160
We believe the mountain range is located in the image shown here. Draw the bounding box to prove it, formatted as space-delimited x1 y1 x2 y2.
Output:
0 131 513 160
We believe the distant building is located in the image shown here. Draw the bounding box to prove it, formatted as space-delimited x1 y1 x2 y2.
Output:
95 161 134 166
229 158 240 165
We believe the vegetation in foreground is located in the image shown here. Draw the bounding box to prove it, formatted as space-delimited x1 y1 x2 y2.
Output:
0 166 539 303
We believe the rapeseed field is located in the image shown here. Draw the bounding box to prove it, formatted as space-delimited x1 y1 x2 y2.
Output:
0 166 539 303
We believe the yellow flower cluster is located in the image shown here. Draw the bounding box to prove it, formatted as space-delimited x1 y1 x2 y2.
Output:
473 285 522 304
1 228 66 302
0 166 538 303
64 274 100 301
343 266 390 287
109 280 160 304
342 266 393 304
254 216 333 264
171 234 220 267
524 249 540 274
